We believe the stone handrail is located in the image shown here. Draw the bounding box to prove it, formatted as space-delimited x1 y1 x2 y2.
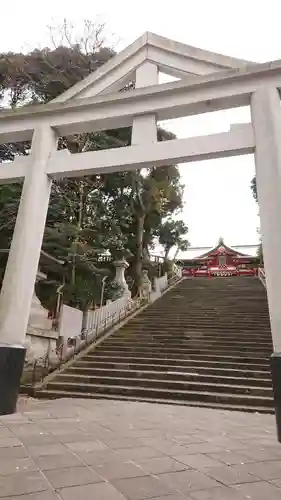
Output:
77 273 177 346
21 294 147 389
59 294 146 361
21 270 182 388
172 262 182 278
84 295 133 338
258 267 266 288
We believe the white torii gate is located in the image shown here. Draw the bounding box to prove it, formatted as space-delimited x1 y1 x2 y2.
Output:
0 32 281 437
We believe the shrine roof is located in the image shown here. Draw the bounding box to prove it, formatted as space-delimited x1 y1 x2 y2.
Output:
196 238 255 259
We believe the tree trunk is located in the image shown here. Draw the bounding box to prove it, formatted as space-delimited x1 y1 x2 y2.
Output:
173 246 180 262
135 214 145 292
164 247 171 261
71 181 84 286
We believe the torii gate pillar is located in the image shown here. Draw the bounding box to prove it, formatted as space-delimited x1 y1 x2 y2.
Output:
0 125 57 415
251 87 281 441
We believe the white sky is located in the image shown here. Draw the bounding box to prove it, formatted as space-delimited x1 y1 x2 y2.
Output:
1 0 280 248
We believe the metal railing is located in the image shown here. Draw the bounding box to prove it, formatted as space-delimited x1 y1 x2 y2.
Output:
60 297 144 361
84 296 132 338
58 294 148 363
21 295 148 388
172 263 182 278
21 270 182 389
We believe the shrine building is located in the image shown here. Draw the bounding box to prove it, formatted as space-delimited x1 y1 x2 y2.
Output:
177 238 260 278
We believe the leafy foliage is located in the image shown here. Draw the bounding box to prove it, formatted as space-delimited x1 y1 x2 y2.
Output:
158 219 189 260
0 20 187 307
251 176 258 202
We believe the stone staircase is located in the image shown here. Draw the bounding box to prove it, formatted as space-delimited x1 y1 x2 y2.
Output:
37 277 274 413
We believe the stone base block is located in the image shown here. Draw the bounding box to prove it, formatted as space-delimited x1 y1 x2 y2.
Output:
28 316 52 331
0 344 26 415
271 352 281 443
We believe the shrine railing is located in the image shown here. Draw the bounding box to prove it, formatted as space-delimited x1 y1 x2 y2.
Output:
172 263 182 278
57 295 146 363
21 270 182 390
83 296 134 342
21 294 147 390
258 267 266 288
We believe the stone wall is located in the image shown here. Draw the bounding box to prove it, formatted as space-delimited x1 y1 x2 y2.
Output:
24 271 59 366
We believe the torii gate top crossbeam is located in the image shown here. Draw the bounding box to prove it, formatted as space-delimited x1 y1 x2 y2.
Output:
0 59 281 144
54 31 255 102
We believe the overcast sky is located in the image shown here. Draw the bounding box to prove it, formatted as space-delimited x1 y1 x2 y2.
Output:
1 0 280 248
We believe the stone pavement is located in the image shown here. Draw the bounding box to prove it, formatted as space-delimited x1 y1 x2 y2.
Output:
0 398 281 499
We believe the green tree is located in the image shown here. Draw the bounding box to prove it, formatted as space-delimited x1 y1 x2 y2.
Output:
159 219 189 260
173 238 190 261
0 19 187 304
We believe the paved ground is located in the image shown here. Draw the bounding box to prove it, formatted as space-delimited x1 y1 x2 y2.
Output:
0 398 281 499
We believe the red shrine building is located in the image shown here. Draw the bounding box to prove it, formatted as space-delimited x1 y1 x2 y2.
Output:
178 238 259 278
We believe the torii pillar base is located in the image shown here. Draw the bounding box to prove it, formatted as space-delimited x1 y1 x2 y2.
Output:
271 353 281 443
0 344 26 415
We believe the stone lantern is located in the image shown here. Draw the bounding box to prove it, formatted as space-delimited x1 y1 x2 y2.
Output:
113 258 131 298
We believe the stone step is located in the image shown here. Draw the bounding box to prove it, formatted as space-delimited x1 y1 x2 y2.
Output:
100 346 272 357
117 332 271 340
65 366 272 387
54 373 272 396
118 306 268 310
117 328 271 334
36 388 275 414
138 303 269 306
103 339 273 351
122 317 270 321
129 312 270 317
145 294 266 298
95 345 272 357
165 299 265 301
123 322 270 329
36 276 272 414
151 310 269 313
112 336 272 345
43 381 274 408
73 360 271 377
147 294 266 297
113 334 272 343
86 351 270 365
147 299 268 301
126 309 269 312
117 327 271 333
120 323 271 331
128 309 269 312
126 312 270 316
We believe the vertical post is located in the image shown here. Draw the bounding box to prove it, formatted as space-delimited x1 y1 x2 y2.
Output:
0 125 57 414
131 62 158 290
131 62 158 145
100 276 107 306
251 87 281 441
